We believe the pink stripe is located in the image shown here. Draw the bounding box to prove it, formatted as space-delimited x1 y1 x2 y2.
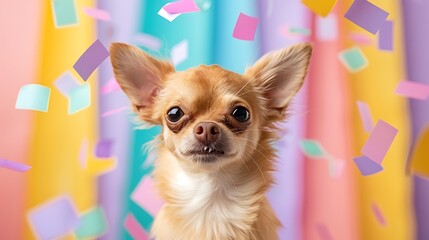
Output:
371 203 387 226
101 106 129 118
123 214 149 240
83 7 111 21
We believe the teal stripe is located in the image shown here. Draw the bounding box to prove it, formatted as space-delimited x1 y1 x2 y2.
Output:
213 0 260 73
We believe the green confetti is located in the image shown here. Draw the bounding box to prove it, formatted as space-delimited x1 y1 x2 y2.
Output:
68 83 91 115
74 207 107 239
15 84 51 112
338 47 368 72
51 0 79 28
300 140 325 157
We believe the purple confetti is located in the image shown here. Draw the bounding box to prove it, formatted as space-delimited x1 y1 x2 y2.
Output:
344 0 389 34
28 196 79 239
0 159 31 172
73 39 109 81
378 20 393 51
95 139 114 158
353 155 384 176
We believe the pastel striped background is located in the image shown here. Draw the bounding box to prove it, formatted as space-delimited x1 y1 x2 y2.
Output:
1 0 428 239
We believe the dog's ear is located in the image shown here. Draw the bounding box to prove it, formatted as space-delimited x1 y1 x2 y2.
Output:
245 43 312 113
110 43 174 124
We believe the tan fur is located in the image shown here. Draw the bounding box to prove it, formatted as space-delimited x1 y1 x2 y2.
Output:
110 43 312 240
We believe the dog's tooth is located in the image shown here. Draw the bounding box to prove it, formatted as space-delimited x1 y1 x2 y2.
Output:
208 147 214 153
204 146 209 152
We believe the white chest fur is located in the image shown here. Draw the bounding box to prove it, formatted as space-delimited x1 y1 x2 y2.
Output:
166 167 261 239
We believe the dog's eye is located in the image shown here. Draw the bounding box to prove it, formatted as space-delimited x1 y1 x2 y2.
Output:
231 106 250 122
167 107 184 122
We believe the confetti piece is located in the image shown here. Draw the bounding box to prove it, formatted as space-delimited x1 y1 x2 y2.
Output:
83 7 111 21
395 81 429 100
158 5 181 22
338 47 368 72
316 15 338 41
328 158 345 179
353 155 384 176
357 101 374 132
164 0 200 14
371 203 387 226
315 223 333 240
95 139 113 158
101 77 121 95
300 140 325 158
349 32 373 45
131 176 164 216
197 0 211 11
28 196 79 240
378 20 393 51
411 126 429 177
101 106 130 117
301 0 336 17
68 83 91 115
73 39 109 81
74 207 108 238
288 27 312 37
54 71 81 97
133 33 162 51
344 0 389 34
232 13 259 41
15 84 51 112
123 214 150 240
362 120 398 164
51 0 78 28
79 138 89 168
171 40 188 67
0 159 31 172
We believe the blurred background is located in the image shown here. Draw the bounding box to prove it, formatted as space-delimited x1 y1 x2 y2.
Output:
1 0 428 239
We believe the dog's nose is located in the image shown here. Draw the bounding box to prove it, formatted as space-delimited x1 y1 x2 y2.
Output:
193 122 221 146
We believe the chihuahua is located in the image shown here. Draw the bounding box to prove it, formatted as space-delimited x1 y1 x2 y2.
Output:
110 43 312 240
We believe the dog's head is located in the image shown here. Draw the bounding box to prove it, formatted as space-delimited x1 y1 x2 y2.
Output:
110 43 312 171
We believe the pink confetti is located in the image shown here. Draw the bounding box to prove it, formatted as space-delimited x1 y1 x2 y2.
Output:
83 7 111 21
362 120 398 164
349 32 373 45
101 106 129 118
123 214 149 240
357 101 374 132
316 223 333 240
395 81 429 100
101 78 120 95
233 13 259 41
371 203 387 226
131 176 164 216
163 0 200 14
0 159 31 172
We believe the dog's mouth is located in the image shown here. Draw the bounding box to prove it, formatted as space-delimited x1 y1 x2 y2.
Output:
181 147 235 162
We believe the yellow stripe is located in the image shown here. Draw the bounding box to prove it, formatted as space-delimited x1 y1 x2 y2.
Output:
24 0 104 238
342 0 415 239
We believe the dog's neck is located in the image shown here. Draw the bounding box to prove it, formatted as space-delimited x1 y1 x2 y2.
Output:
153 145 273 239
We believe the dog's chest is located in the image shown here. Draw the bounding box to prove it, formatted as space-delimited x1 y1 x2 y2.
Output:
169 170 258 237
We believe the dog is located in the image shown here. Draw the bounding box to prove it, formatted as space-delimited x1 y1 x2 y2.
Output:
110 42 312 240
